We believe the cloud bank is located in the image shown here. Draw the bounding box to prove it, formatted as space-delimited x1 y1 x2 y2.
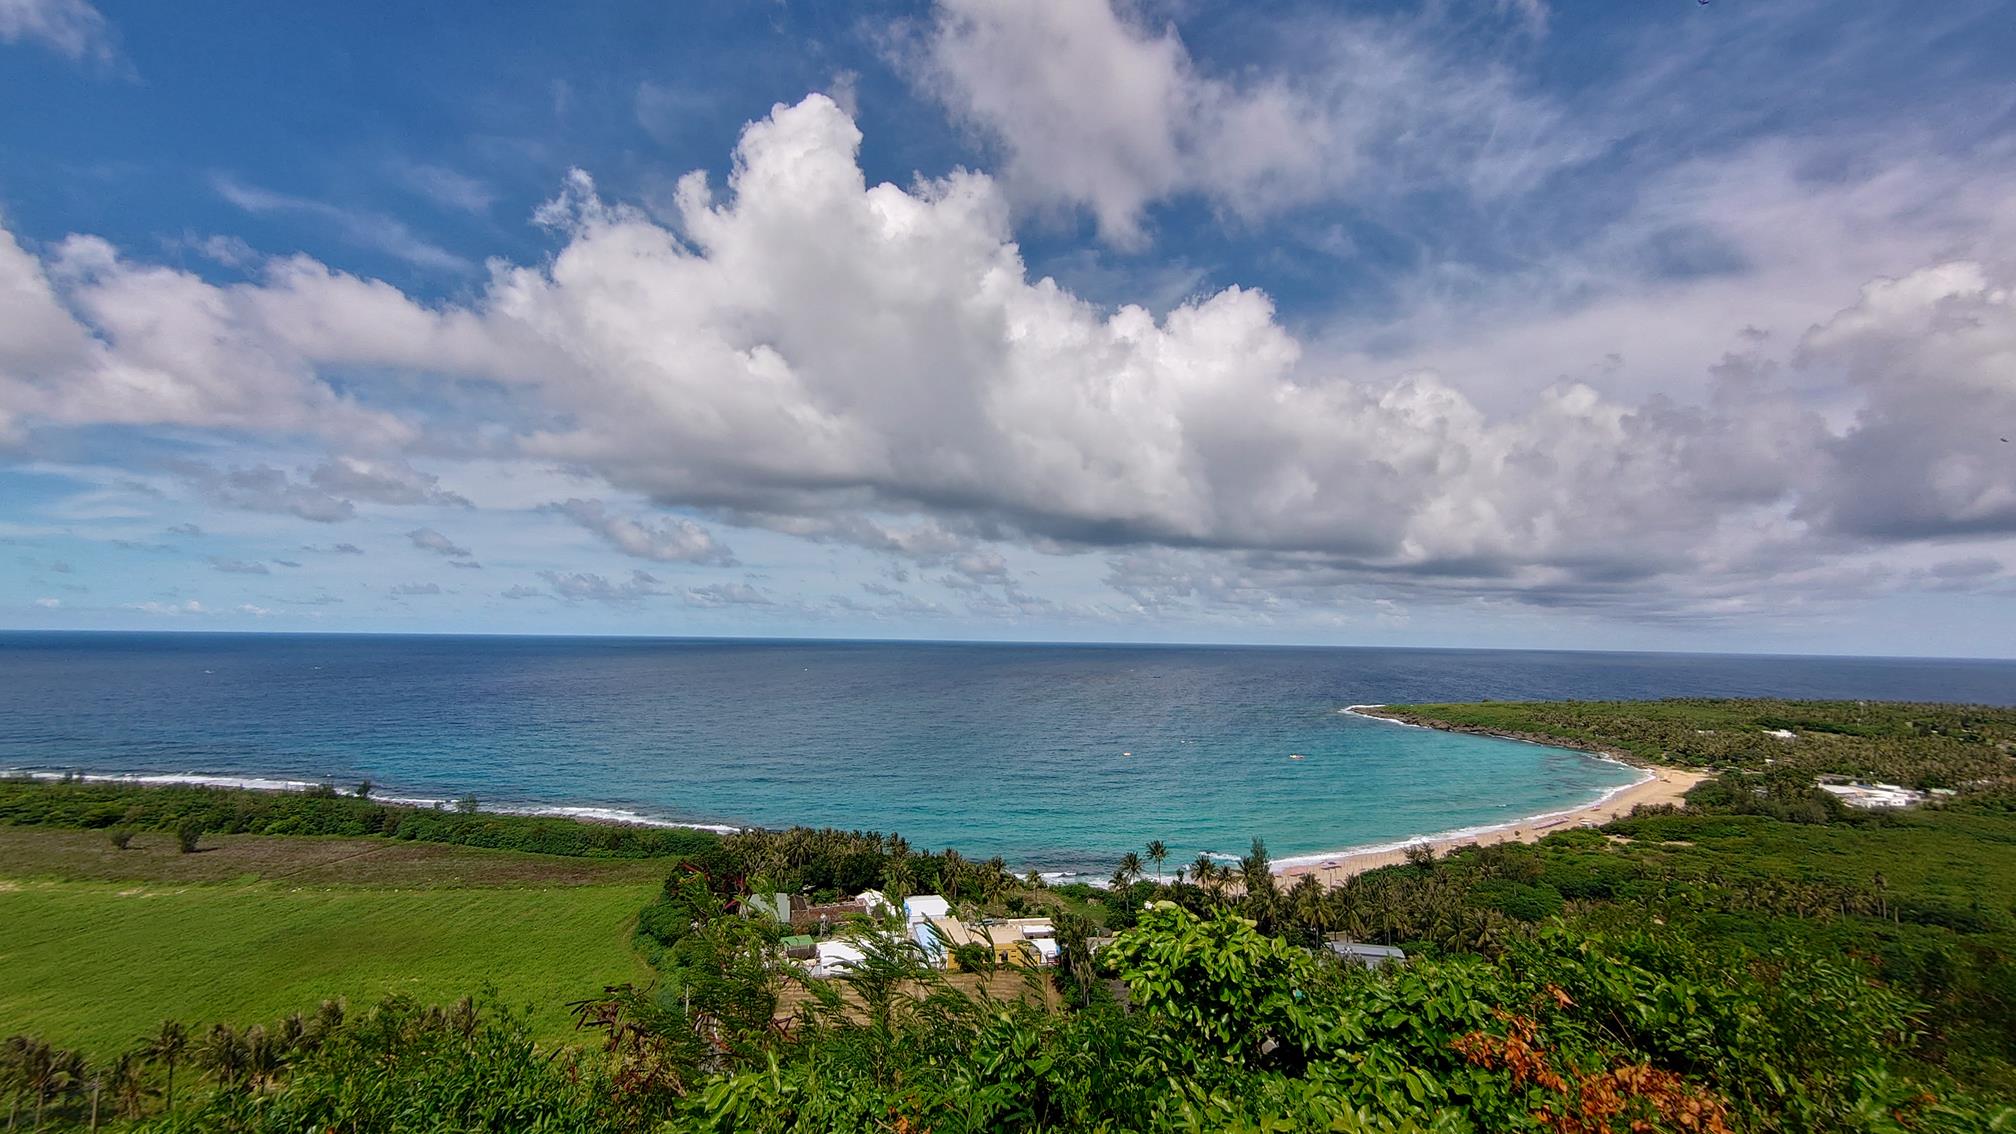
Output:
2 76 2013 632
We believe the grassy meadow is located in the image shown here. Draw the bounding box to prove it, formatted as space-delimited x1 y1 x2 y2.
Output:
0 827 665 1055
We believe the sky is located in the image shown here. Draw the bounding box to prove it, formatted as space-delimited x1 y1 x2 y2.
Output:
1 0 2014 656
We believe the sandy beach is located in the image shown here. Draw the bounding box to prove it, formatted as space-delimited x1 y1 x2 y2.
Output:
1277 712 1708 888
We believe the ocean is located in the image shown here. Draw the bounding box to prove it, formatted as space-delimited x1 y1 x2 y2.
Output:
2 632 2012 874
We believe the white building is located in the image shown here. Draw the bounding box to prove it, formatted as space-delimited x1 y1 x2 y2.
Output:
811 939 866 978
903 894 950 924
1819 781 1924 808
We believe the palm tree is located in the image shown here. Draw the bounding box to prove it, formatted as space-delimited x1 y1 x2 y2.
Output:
1188 852 1217 882
1145 840 1167 883
1117 851 1145 887
197 1024 247 1093
142 1021 186 1114
107 1053 147 1122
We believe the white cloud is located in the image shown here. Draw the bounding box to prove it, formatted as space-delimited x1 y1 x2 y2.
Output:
0 0 113 63
3 92 2013 628
393 161 496 214
310 456 471 508
539 569 666 604
173 462 355 523
214 177 473 273
548 497 735 565
684 581 771 607
33 596 60 608
127 599 207 616
407 527 473 558
900 0 1584 245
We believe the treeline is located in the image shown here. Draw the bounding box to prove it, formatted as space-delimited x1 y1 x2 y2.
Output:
1378 699 2016 789
680 824 1033 903
3 996 611 1132
0 778 721 859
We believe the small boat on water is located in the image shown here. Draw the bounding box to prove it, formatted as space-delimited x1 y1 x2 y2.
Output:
1288 753 1305 760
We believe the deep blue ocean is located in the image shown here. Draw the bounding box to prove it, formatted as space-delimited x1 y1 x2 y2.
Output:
2 633 2012 873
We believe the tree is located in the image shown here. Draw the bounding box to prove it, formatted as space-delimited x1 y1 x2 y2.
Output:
108 829 132 851
175 821 203 854
456 795 480 814
1146 839 1168 883
106 1052 147 1122
1117 851 1145 886
143 1020 187 1112
355 779 373 799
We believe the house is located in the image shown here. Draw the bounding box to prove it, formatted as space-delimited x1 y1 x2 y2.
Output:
903 894 950 924
811 939 866 978
1818 781 1924 808
741 892 793 924
792 897 869 932
856 889 895 917
779 934 817 960
979 917 1059 967
910 912 1060 970
1325 941 1406 969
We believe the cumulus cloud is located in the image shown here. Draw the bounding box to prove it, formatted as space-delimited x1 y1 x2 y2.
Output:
309 456 472 508
406 527 473 558
538 569 666 604
684 581 771 607
900 0 1585 245
4 90 2014 628
548 498 735 564
172 462 355 523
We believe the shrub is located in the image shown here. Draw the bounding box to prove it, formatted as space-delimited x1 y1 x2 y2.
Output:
176 820 204 854
109 827 134 850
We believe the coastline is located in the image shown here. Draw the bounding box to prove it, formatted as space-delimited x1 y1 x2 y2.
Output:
1 769 743 835
10 702 1708 882
1275 706 1707 887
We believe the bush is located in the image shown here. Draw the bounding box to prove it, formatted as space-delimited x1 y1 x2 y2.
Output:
109 827 134 850
176 820 204 854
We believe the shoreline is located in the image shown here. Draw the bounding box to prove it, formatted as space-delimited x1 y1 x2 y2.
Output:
1275 706 1706 887
0 768 743 835
10 708 1707 883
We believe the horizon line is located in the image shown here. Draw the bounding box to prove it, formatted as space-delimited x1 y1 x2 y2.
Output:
3 625 2013 666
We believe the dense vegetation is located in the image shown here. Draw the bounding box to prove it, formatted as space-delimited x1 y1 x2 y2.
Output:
4 700 2015 1131
1374 699 2016 791
0 777 722 859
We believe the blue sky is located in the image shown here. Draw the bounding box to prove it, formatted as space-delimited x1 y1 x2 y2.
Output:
3 0 2015 655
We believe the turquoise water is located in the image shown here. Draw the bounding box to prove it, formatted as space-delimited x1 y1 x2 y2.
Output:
2 634 2011 872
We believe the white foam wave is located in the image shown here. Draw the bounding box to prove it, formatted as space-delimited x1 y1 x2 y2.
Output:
1 768 741 834
1270 767 1652 870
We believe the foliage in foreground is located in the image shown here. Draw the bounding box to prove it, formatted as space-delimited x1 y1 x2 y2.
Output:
19 904 2010 1133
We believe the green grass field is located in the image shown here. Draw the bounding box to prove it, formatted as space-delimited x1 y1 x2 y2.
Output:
0 829 667 1055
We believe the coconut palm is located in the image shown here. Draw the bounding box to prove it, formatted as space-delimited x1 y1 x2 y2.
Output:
107 1052 147 1121
1188 852 1217 882
1117 851 1145 886
1145 840 1168 883
142 1021 187 1113
198 1024 248 1092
